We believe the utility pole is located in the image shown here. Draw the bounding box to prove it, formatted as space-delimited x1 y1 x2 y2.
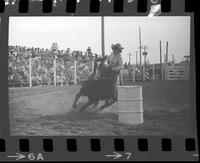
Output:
166 41 168 64
164 41 169 80
139 27 142 66
101 16 105 57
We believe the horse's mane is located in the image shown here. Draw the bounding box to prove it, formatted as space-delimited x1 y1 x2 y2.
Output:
96 56 116 79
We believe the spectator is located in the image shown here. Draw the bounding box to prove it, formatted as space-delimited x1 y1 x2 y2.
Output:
124 62 128 69
8 45 96 87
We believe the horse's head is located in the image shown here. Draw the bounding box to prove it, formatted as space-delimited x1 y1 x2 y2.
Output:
91 55 115 79
97 56 115 79
94 55 107 63
93 55 106 72
89 56 106 80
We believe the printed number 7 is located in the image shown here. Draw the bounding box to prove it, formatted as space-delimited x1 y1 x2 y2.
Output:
125 152 132 160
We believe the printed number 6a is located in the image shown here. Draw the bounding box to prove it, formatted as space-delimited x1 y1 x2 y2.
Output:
28 153 44 161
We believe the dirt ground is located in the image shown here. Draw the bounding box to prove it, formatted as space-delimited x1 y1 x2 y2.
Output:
9 81 193 136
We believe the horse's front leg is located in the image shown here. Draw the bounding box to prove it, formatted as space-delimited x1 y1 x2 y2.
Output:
110 87 118 103
72 91 82 109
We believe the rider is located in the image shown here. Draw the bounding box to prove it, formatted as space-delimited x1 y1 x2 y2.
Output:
107 43 124 103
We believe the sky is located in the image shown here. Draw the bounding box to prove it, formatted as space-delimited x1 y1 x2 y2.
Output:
9 16 190 64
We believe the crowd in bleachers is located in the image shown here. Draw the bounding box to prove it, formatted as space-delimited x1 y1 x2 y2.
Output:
8 45 96 87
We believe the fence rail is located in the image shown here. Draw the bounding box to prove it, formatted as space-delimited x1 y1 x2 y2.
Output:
166 65 189 80
121 63 190 84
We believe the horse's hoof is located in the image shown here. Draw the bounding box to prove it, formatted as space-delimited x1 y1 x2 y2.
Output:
99 106 105 110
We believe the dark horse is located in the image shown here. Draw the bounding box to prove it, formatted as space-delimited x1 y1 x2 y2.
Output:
72 56 117 111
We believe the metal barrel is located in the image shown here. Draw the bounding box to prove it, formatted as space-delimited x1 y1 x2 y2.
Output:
117 86 143 125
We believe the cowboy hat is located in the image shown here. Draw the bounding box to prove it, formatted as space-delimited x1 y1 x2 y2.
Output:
111 43 124 52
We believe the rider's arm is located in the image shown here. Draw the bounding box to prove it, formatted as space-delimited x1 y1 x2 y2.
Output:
112 57 123 71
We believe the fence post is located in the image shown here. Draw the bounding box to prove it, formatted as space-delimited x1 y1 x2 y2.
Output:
152 64 155 81
29 57 32 88
53 57 56 86
61 72 63 86
164 63 168 80
143 65 145 81
165 65 169 80
92 60 94 72
132 66 135 82
120 70 124 85
74 60 77 85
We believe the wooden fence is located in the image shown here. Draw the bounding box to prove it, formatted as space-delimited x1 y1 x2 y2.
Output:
165 64 190 80
121 63 190 84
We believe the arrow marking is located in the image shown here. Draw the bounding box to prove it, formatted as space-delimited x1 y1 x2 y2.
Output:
7 153 26 160
105 152 122 159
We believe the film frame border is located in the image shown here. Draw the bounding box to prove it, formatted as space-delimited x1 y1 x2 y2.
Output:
0 0 195 15
0 0 199 161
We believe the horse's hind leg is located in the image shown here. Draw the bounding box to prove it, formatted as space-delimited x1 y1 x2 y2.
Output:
72 91 82 109
93 100 99 107
80 100 95 112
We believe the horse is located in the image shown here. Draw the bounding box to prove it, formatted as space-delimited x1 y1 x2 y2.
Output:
72 56 117 111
